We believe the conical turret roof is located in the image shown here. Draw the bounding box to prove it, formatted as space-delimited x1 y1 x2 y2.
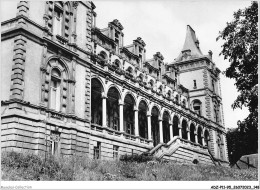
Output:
174 25 203 62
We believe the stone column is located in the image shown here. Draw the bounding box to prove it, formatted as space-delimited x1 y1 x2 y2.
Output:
119 101 124 132
134 107 139 137
169 123 173 141
195 132 198 144
178 124 182 139
147 114 152 140
202 136 205 146
159 119 163 143
187 129 190 141
102 95 107 127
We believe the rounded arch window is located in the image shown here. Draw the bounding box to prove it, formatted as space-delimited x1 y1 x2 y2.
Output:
138 73 144 82
51 68 61 78
114 59 121 68
99 51 108 60
126 66 133 75
50 68 62 111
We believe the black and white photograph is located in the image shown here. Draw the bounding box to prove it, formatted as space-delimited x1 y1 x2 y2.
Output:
0 0 258 189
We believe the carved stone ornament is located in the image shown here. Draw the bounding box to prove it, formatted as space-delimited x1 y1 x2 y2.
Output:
73 1 79 8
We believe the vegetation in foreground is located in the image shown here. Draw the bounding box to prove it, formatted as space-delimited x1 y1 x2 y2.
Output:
1 151 257 181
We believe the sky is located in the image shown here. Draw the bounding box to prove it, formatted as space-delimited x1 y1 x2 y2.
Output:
1 0 251 129
93 0 251 129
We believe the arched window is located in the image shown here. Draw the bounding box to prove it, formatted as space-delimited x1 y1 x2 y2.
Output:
113 59 121 68
126 66 133 75
42 59 70 113
124 94 135 135
138 73 144 82
91 78 103 125
193 99 202 115
190 123 196 143
162 111 170 143
204 130 210 147
197 127 203 145
151 106 160 146
138 100 148 139
182 119 188 140
172 115 179 137
50 68 61 111
99 51 108 61
107 87 120 131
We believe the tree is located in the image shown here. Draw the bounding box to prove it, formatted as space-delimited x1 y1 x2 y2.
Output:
217 2 258 162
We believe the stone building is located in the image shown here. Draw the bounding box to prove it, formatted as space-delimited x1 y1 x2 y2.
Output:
1 1 229 165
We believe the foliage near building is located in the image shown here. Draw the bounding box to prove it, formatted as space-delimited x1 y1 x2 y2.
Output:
217 1 258 164
1 151 257 181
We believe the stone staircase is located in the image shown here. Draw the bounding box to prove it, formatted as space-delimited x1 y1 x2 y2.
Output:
145 136 219 165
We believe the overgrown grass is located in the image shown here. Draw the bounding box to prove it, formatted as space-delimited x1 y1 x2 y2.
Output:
1 151 257 181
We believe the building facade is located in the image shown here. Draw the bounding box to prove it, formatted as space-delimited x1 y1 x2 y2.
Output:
1 1 228 165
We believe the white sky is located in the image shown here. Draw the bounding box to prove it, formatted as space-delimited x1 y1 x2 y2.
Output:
1 0 251 129
93 0 251 129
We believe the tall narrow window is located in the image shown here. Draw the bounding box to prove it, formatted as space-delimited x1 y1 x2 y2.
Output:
151 107 160 146
47 2 71 39
190 124 196 143
162 111 170 143
107 87 120 131
91 78 103 125
53 5 63 36
94 142 101 159
197 127 203 145
113 145 119 159
115 31 120 53
193 80 197 89
138 100 148 139
50 131 60 156
124 94 135 135
172 115 179 137
204 130 210 147
182 119 188 140
50 69 61 111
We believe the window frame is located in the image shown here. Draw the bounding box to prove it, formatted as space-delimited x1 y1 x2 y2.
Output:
50 69 62 112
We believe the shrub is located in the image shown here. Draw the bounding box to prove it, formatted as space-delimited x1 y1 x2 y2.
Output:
119 154 155 163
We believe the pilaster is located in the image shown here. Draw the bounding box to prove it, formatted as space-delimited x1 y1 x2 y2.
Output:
10 35 27 100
